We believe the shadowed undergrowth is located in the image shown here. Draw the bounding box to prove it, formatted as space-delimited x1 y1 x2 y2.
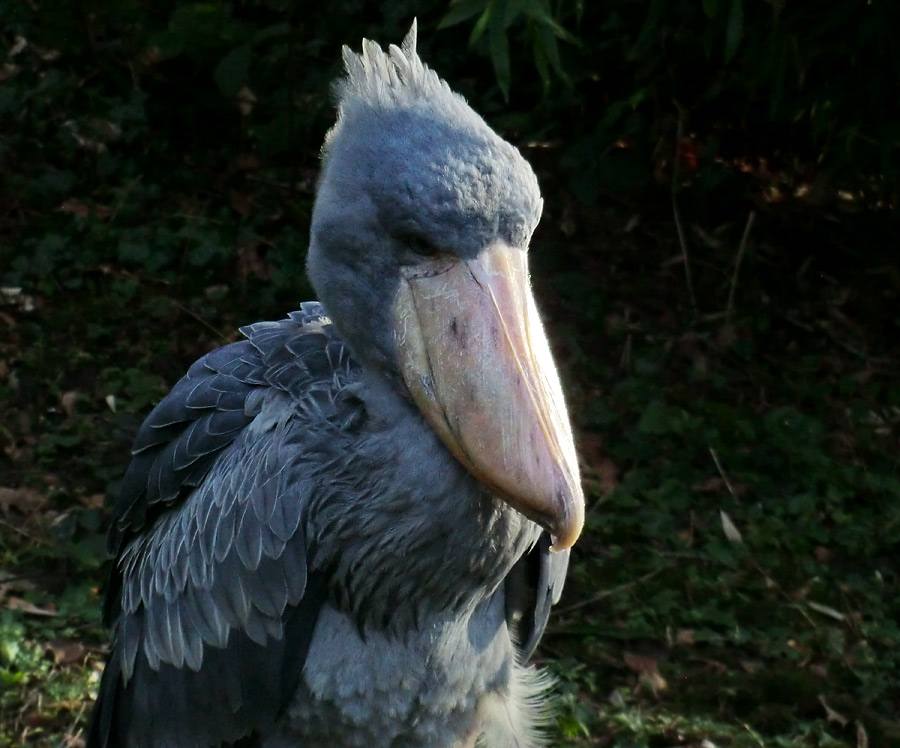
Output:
2 192 898 747
1 4 899 747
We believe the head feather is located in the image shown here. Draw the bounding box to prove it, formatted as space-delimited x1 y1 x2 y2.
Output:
335 20 456 113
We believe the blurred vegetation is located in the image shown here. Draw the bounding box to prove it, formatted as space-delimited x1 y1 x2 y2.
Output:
0 1 898 746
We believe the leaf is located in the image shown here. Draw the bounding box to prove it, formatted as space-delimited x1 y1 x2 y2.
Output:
58 198 90 219
536 22 568 82
702 0 718 18
524 0 580 44
0 639 21 667
214 43 252 96
623 652 668 695
720 509 743 543
438 0 487 29
5 597 56 617
637 400 685 435
807 600 846 622
532 36 550 91
469 5 493 45
252 23 290 44
45 639 87 665
857 722 869 748
818 695 849 727
489 21 511 100
117 239 150 266
79 494 106 510
0 486 46 515
148 31 186 60
724 0 743 63
501 0 530 30
60 390 80 417
623 652 657 674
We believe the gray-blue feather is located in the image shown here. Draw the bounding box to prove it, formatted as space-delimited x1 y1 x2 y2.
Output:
89 22 573 748
92 306 564 746
94 306 358 747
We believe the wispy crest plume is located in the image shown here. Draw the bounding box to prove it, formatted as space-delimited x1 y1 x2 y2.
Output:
336 20 455 111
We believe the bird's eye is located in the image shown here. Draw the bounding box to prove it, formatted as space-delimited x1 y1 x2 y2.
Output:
401 232 441 259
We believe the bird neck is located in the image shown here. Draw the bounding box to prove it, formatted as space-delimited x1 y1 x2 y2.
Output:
306 368 540 636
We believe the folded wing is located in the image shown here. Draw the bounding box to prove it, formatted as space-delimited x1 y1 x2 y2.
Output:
89 304 361 748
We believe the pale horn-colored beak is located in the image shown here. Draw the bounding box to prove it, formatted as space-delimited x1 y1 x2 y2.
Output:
393 241 584 550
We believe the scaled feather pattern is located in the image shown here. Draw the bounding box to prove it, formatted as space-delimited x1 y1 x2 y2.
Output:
88 21 578 748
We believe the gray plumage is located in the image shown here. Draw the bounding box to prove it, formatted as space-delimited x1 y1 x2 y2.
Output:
88 22 578 748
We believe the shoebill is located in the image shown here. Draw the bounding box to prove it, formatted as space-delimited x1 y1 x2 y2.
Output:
88 21 584 748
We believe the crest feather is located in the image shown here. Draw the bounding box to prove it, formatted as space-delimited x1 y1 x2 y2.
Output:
335 19 455 113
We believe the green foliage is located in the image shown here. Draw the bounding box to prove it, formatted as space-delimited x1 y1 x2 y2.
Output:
440 0 900 206
439 0 577 98
0 3 898 747
531 215 900 744
2 0 896 300
0 1 355 295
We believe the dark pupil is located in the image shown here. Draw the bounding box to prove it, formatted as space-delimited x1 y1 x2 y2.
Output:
408 234 438 257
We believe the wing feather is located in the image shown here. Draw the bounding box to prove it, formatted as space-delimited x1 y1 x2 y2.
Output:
236 499 264 570
88 306 362 748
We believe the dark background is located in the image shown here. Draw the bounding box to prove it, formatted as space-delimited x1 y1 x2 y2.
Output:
1 2 898 745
